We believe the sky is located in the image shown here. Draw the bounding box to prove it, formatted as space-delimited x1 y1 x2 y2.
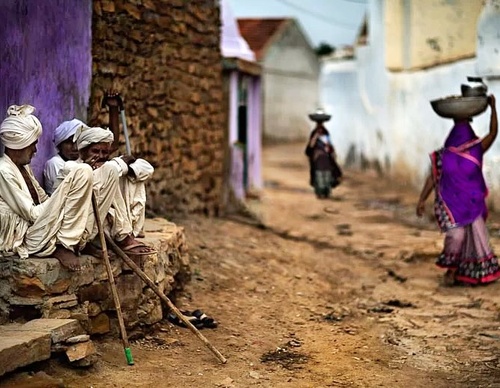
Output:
226 0 368 48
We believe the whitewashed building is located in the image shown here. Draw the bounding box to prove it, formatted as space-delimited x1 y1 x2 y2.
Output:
321 0 500 206
238 18 320 141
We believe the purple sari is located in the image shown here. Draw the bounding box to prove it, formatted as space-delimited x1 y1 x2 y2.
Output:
431 121 500 284
431 121 487 231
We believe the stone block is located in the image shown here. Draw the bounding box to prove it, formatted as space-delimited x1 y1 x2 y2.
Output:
78 283 110 303
11 258 61 286
66 334 90 344
66 340 96 362
0 280 11 299
101 0 115 13
93 256 122 282
47 309 71 319
143 253 160 283
19 319 84 344
0 326 51 376
116 274 142 310
46 278 71 294
44 294 78 309
9 295 44 306
11 275 46 297
90 313 110 335
87 302 102 317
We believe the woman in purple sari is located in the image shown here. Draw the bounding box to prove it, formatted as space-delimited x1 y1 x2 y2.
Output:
417 95 500 285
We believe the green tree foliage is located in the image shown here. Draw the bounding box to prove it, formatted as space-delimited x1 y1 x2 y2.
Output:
315 42 336 57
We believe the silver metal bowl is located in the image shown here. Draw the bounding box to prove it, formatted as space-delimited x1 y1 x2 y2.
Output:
461 84 487 97
430 95 488 120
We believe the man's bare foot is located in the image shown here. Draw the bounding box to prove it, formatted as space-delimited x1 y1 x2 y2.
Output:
52 245 83 271
116 234 156 256
136 230 145 238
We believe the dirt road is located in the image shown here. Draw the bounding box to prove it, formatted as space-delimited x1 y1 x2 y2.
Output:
3 143 500 387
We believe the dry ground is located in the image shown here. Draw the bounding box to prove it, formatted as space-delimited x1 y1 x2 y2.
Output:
2 143 500 388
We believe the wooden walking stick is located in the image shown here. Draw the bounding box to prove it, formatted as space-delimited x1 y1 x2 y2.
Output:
91 194 134 365
104 235 227 364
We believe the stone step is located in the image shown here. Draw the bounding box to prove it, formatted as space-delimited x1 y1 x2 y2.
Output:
0 319 84 377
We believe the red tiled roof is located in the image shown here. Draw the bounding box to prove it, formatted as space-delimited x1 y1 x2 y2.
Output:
237 18 290 61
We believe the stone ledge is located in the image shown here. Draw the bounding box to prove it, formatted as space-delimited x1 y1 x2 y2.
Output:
0 318 92 377
0 218 190 334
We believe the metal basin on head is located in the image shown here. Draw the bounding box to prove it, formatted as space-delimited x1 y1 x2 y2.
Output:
430 96 488 120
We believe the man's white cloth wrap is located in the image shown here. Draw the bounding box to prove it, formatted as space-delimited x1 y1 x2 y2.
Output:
0 105 42 149
54 119 87 147
74 125 114 150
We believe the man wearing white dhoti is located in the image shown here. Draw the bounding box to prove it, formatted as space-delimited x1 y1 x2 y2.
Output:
0 105 94 270
43 118 86 195
75 125 154 238
66 125 156 256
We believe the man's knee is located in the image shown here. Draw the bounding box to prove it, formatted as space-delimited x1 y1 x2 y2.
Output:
72 163 93 181
96 163 120 182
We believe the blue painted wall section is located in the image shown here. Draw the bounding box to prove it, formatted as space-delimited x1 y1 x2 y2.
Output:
0 0 92 181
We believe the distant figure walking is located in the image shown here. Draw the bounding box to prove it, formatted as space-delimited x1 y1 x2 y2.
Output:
305 109 342 199
417 95 500 286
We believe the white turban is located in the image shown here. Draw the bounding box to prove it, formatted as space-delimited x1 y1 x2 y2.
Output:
54 119 88 147
0 105 42 149
74 125 114 150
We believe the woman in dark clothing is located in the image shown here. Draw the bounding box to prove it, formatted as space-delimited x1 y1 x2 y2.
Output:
305 109 342 198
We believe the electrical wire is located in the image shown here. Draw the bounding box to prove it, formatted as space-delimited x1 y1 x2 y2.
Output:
339 0 367 4
273 0 363 29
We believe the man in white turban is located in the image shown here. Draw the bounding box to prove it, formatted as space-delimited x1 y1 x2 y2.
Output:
55 124 156 257
0 105 94 270
43 118 87 195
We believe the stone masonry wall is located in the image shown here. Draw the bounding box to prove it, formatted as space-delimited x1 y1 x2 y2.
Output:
89 0 225 216
0 220 189 334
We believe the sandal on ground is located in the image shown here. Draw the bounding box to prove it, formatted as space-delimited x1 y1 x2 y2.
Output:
167 311 204 329
191 309 218 329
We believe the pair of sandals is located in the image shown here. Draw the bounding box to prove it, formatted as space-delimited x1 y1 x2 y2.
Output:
167 309 218 329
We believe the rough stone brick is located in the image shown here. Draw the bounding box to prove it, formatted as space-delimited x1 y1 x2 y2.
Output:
0 328 51 377
89 0 225 216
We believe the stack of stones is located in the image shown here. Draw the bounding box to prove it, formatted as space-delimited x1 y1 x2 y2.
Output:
0 220 190 336
89 0 226 217
0 319 99 376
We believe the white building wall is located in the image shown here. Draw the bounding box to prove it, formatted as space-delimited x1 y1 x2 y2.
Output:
263 71 318 140
262 23 319 141
321 0 500 206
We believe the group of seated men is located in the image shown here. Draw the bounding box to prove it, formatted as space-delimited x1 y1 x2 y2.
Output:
0 94 156 270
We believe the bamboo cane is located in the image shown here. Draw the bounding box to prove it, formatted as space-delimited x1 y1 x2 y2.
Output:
104 235 227 364
91 194 134 365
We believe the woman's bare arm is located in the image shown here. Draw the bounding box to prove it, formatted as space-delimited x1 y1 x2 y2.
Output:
482 95 497 152
416 174 434 217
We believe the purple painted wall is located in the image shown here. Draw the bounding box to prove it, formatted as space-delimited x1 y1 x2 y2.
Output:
0 0 92 181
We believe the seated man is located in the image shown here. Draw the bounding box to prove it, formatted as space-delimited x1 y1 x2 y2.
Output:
57 125 156 256
44 118 86 195
0 105 94 270
51 92 153 237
